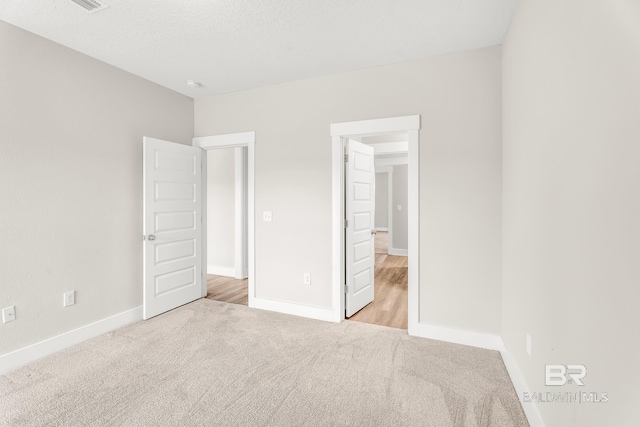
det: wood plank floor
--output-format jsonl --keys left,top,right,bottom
{"left": 206, "top": 275, "right": 248, "bottom": 306}
{"left": 349, "top": 253, "right": 408, "bottom": 330}
{"left": 206, "top": 232, "right": 407, "bottom": 329}
{"left": 375, "top": 230, "right": 388, "bottom": 254}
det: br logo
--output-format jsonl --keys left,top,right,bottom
{"left": 545, "top": 365, "right": 587, "bottom": 386}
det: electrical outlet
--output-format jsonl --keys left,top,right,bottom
{"left": 526, "top": 333, "right": 532, "bottom": 357}
{"left": 263, "top": 211, "right": 272, "bottom": 222}
{"left": 304, "top": 273, "right": 311, "bottom": 285}
{"left": 64, "top": 291, "right": 75, "bottom": 307}
{"left": 2, "top": 306, "right": 16, "bottom": 323}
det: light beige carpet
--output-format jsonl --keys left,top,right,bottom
{"left": 0, "top": 299, "right": 528, "bottom": 426}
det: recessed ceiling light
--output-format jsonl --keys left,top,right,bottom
{"left": 186, "top": 80, "right": 203, "bottom": 88}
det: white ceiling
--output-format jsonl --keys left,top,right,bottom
{"left": 0, "top": 0, "right": 517, "bottom": 98}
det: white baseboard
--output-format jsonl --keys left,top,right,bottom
{"left": 252, "top": 297, "right": 334, "bottom": 322}
{"left": 408, "top": 322, "right": 544, "bottom": 427}
{"left": 207, "top": 265, "right": 235, "bottom": 277}
{"left": 409, "top": 321, "right": 504, "bottom": 351}
{"left": 234, "top": 266, "right": 248, "bottom": 280}
{"left": 0, "top": 306, "right": 142, "bottom": 375}
{"left": 500, "top": 347, "right": 545, "bottom": 427}
{"left": 388, "top": 247, "right": 408, "bottom": 256}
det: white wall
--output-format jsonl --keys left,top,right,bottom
{"left": 502, "top": 1, "right": 640, "bottom": 425}
{"left": 374, "top": 172, "right": 388, "bottom": 230}
{"left": 391, "top": 165, "right": 408, "bottom": 253}
{"left": 206, "top": 148, "right": 236, "bottom": 274}
{"left": 0, "top": 21, "right": 193, "bottom": 355}
{"left": 195, "top": 46, "right": 502, "bottom": 334}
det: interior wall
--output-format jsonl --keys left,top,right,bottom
{"left": 502, "top": 1, "right": 640, "bottom": 425}
{"left": 206, "top": 148, "right": 236, "bottom": 273}
{"left": 0, "top": 21, "right": 194, "bottom": 355}
{"left": 374, "top": 172, "right": 389, "bottom": 230}
{"left": 391, "top": 165, "right": 408, "bottom": 252}
{"left": 195, "top": 46, "right": 502, "bottom": 334}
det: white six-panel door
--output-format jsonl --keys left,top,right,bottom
{"left": 345, "top": 139, "right": 375, "bottom": 317}
{"left": 143, "top": 137, "right": 202, "bottom": 319}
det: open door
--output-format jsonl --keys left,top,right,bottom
{"left": 143, "top": 137, "right": 202, "bottom": 319}
{"left": 345, "top": 139, "right": 375, "bottom": 317}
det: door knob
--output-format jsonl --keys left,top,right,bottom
{"left": 148, "top": 234, "right": 156, "bottom": 241}
{"left": 371, "top": 230, "right": 377, "bottom": 235}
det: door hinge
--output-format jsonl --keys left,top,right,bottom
{"left": 345, "top": 284, "right": 349, "bottom": 293}
{"left": 344, "top": 153, "right": 349, "bottom": 163}
{"left": 344, "top": 219, "right": 348, "bottom": 228}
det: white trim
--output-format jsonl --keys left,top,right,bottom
{"left": 374, "top": 169, "right": 390, "bottom": 235}
{"left": 253, "top": 297, "right": 334, "bottom": 322}
{"left": 331, "top": 115, "right": 420, "bottom": 138}
{"left": 0, "top": 306, "right": 142, "bottom": 375}
{"left": 234, "top": 147, "right": 248, "bottom": 280}
{"left": 387, "top": 169, "right": 394, "bottom": 255}
{"left": 407, "top": 319, "right": 545, "bottom": 427}
{"left": 375, "top": 156, "right": 408, "bottom": 167}
{"left": 407, "top": 129, "right": 419, "bottom": 330}
{"left": 247, "top": 142, "right": 255, "bottom": 307}
{"left": 194, "top": 131, "right": 255, "bottom": 148}
{"left": 195, "top": 132, "right": 256, "bottom": 308}
{"left": 200, "top": 150, "right": 208, "bottom": 297}
{"left": 388, "top": 248, "right": 408, "bottom": 256}
{"left": 331, "top": 135, "right": 345, "bottom": 323}
{"left": 207, "top": 265, "right": 236, "bottom": 277}
{"left": 331, "top": 116, "right": 421, "bottom": 325}
{"left": 369, "top": 141, "right": 409, "bottom": 155}
{"left": 411, "top": 321, "right": 504, "bottom": 351}
{"left": 501, "top": 348, "right": 546, "bottom": 427}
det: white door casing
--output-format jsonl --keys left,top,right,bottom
{"left": 143, "top": 137, "right": 202, "bottom": 320}
{"left": 193, "top": 131, "right": 256, "bottom": 308}
{"left": 345, "top": 139, "right": 375, "bottom": 317}
{"left": 331, "top": 115, "right": 420, "bottom": 330}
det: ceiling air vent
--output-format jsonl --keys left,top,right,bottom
{"left": 70, "top": 0, "right": 109, "bottom": 13}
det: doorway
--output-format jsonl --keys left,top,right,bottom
{"left": 204, "top": 147, "right": 248, "bottom": 305}
{"left": 345, "top": 133, "right": 410, "bottom": 329}
{"left": 193, "top": 132, "right": 256, "bottom": 308}
{"left": 330, "top": 115, "right": 420, "bottom": 335}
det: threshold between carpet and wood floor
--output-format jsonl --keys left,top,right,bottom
{"left": 0, "top": 298, "right": 528, "bottom": 426}
{"left": 206, "top": 231, "right": 409, "bottom": 330}
{"left": 206, "top": 274, "right": 248, "bottom": 305}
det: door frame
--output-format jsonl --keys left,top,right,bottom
{"left": 193, "top": 131, "right": 256, "bottom": 308}
{"left": 375, "top": 166, "right": 393, "bottom": 250}
{"left": 330, "top": 116, "right": 420, "bottom": 334}
{"left": 234, "top": 148, "right": 248, "bottom": 280}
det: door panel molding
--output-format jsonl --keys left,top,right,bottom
{"left": 345, "top": 139, "right": 375, "bottom": 317}
{"left": 143, "top": 137, "right": 202, "bottom": 320}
